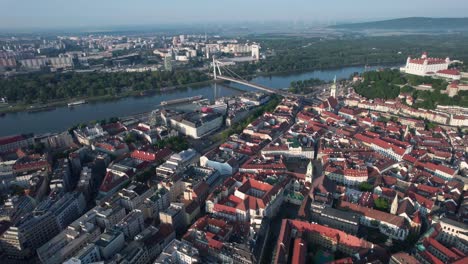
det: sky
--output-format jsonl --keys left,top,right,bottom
{"left": 1, "top": 0, "right": 467, "bottom": 30}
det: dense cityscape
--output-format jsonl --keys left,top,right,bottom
{"left": 1, "top": 2, "right": 468, "bottom": 264}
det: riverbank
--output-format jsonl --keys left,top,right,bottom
{"left": 0, "top": 62, "right": 403, "bottom": 115}
{"left": 0, "top": 79, "right": 216, "bottom": 114}
{"left": 0, "top": 64, "right": 387, "bottom": 136}
{"left": 244, "top": 61, "right": 402, "bottom": 79}
{"left": 1, "top": 61, "right": 405, "bottom": 115}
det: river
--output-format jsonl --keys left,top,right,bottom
{"left": 0, "top": 65, "right": 390, "bottom": 136}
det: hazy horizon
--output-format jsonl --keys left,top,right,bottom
{"left": 1, "top": 0, "right": 468, "bottom": 31}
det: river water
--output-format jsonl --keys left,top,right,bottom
{"left": 0, "top": 65, "right": 388, "bottom": 136}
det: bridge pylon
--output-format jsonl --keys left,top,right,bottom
{"left": 212, "top": 58, "right": 222, "bottom": 80}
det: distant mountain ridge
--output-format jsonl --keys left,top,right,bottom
{"left": 332, "top": 17, "right": 468, "bottom": 31}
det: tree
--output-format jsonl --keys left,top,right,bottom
{"left": 359, "top": 182, "right": 374, "bottom": 192}
{"left": 377, "top": 116, "right": 389, "bottom": 123}
{"left": 156, "top": 136, "right": 189, "bottom": 152}
{"left": 374, "top": 197, "right": 390, "bottom": 212}
{"left": 124, "top": 133, "right": 136, "bottom": 144}
{"left": 109, "top": 117, "right": 120, "bottom": 123}
{"left": 425, "top": 121, "right": 437, "bottom": 130}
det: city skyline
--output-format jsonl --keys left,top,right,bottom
{"left": 1, "top": 0, "right": 468, "bottom": 30}
{"left": 1, "top": 0, "right": 468, "bottom": 262}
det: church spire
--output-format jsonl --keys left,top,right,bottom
{"left": 330, "top": 75, "right": 337, "bottom": 98}
{"left": 306, "top": 160, "right": 313, "bottom": 184}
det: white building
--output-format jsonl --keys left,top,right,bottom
{"left": 437, "top": 218, "right": 468, "bottom": 252}
{"left": 154, "top": 239, "right": 200, "bottom": 264}
{"left": 325, "top": 167, "right": 369, "bottom": 186}
{"left": 67, "top": 244, "right": 101, "bottom": 264}
{"left": 436, "top": 69, "right": 461, "bottom": 80}
{"left": 200, "top": 149, "right": 245, "bottom": 176}
{"left": 251, "top": 44, "right": 260, "bottom": 60}
{"left": 156, "top": 149, "right": 199, "bottom": 177}
{"left": 400, "top": 52, "right": 450, "bottom": 76}
{"left": 168, "top": 112, "right": 223, "bottom": 139}
{"left": 74, "top": 124, "right": 108, "bottom": 146}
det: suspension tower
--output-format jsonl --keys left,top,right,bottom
{"left": 212, "top": 58, "right": 222, "bottom": 80}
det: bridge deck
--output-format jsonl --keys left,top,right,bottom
{"left": 217, "top": 75, "right": 277, "bottom": 93}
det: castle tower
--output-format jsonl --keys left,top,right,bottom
{"left": 330, "top": 75, "right": 337, "bottom": 98}
{"left": 306, "top": 160, "right": 313, "bottom": 184}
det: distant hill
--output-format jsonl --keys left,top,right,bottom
{"left": 332, "top": 17, "right": 468, "bottom": 31}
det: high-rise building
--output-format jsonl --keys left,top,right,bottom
{"left": 47, "top": 192, "right": 87, "bottom": 229}
{"left": 50, "top": 158, "right": 73, "bottom": 192}
{"left": 77, "top": 166, "right": 94, "bottom": 201}
{"left": 114, "top": 210, "right": 145, "bottom": 239}
{"left": 159, "top": 203, "right": 187, "bottom": 236}
{"left": 37, "top": 212, "right": 101, "bottom": 264}
{"left": 0, "top": 211, "right": 60, "bottom": 259}
{"left": 164, "top": 54, "right": 172, "bottom": 71}
{"left": 251, "top": 44, "right": 260, "bottom": 60}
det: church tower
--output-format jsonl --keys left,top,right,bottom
{"left": 390, "top": 194, "right": 399, "bottom": 215}
{"left": 306, "top": 160, "right": 313, "bottom": 184}
{"left": 330, "top": 75, "right": 337, "bottom": 98}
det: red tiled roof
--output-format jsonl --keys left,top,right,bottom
{"left": 412, "top": 211, "right": 421, "bottom": 224}
{"left": 13, "top": 160, "right": 50, "bottom": 172}
{"left": 437, "top": 69, "right": 460, "bottom": 75}
{"left": 213, "top": 203, "right": 237, "bottom": 215}
{"left": 292, "top": 237, "right": 307, "bottom": 264}
{"left": 414, "top": 184, "right": 440, "bottom": 195}
{"left": 409, "top": 57, "right": 446, "bottom": 65}
{"left": 339, "top": 200, "right": 406, "bottom": 228}
{"left": 355, "top": 134, "right": 407, "bottom": 156}
{"left": 344, "top": 168, "right": 368, "bottom": 178}
{"left": 423, "top": 162, "right": 456, "bottom": 176}
{"left": 131, "top": 150, "right": 156, "bottom": 161}
{"left": 451, "top": 248, "right": 466, "bottom": 258}
{"left": 407, "top": 191, "right": 434, "bottom": 210}
{"left": 403, "top": 154, "right": 417, "bottom": 164}
{"left": 99, "top": 171, "right": 129, "bottom": 193}
{"left": 426, "top": 237, "right": 459, "bottom": 260}
{"left": 327, "top": 257, "right": 353, "bottom": 264}
{"left": 0, "top": 135, "right": 24, "bottom": 146}
{"left": 382, "top": 175, "right": 398, "bottom": 186}
{"left": 419, "top": 250, "right": 444, "bottom": 264}
{"left": 452, "top": 256, "right": 468, "bottom": 264}
{"left": 339, "top": 107, "right": 355, "bottom": 115}
{"left": 275, "top": 219, "right": 374, "bottom": 264}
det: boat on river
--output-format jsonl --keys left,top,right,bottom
{"left": 68, "top": 100, "right": 87, "bottom": 107}
{"left": 160, "top": 95, "right": 203, "bottom": 106}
